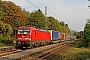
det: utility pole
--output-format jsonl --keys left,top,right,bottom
{"left": 88, "top": 0, "right": 90, "bottom": 8}
{"left": 45, "top": 6, "right": 48, "bottom": 30}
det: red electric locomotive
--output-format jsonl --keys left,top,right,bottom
{"left": 15, "top": 26, "right": 51, "bottom": 48}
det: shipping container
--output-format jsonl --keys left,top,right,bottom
{"left": 67, "top": 34, "right": 72, "bottom": 40}
{"left": 48, "top": 30, "right": 59, "bottom": 41}
{"left": 60, "top": 33, "right": 67, "bottom": 40}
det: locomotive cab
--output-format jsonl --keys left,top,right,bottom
{"left": 16, "top": 26, "right": 32, "bottom": 48}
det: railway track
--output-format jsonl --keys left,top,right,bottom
{"left": 27, "top": 43, "right": 69, "bottom": 60}
{"left": 0, "top": 40, "right": 78, "bottom": 60}
{"left": 0, "top": 46, "right": 15, "bottom": 52}
{"left": 0, "top": 49, "right": 23, "bottom": 57}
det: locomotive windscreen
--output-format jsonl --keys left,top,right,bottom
{"left": 18, "top": 30, "right": 30, "bottom": 34}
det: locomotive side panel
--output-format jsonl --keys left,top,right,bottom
{"left": 31, "top": 29, "right": 51, "bottom": 41}
{"left": 43, "top": 32, "right": 51, "bottom": 40}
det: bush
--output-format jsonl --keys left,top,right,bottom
{"left": 75, "top": 51, "right": 90, "bottom": 60}
{"left": 62, "top": 51, "right": 90, "bottom": 60}
{"left": 88, "top": 42, "right": 90, "bottom": 47}
{"left": 75, "top": 41, "right": 84, "bottom": 48}
{"left": 0, "top": 40, "right": 13, "bottom": 44}
{"left": 0, "top": 43, "right": 4, "bottom": 46}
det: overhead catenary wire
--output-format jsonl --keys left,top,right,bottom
{"left": 37, "top": 0, "right": 45, "bottom": 6}
{"left": 26, "top": 0, "right": 39, "bottom": 9}
{"left": 36, "top": 0, "right": 62, "bottom": 20}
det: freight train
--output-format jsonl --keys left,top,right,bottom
{"left": 15, "top": 26, "right": 68, "bottom": 48}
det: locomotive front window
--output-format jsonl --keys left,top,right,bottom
{"left": 24, "top": 30, "right": 30, "bottom": 34}
{"left": 18, "top": 30, "right": 30, "bottom": 34}
{"left": 18, "top": 30, "right": 23, "bottom": 34}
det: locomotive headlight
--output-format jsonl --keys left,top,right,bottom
{"left": 25, "top": 38, "right": 31, "bottom": 40}
{"left": 29, "top": 38, "right": 31, "bottom": 40}
{"left": 25, "top": 38, "right": 29, "bottom": 40}
{"left": 29, "top": 37, "right": 31, "bottom": 40}
{"left": 17, "top": 38, "right": 22, "bottom": 40}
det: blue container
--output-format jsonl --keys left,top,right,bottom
{"left": 48, "top": 30, "right": 59, "bottom": 40}
{"left": 52, "top": 31, "right": 59, "bottom": 40}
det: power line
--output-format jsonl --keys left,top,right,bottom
{"left": 37, "top": 0, "right": 45, "bottom": 6}
{"left": 26, "top": 0, "right": 39, "bottom": 9}
{"left": 36, "top": 0, "right": 62, "bottom": 20}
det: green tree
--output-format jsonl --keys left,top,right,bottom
{"left": 0, "top": 21, "right": 13, "bottom": 41}
{"left": 59, "top": 21, "right": 65, "bottom": 32}
{"left": 59, "top": 22, "right": 70, "bottom": 34}
{"left": 73, "top": 32, "right": 78, "bottom": 36}
{"left": 22, "top": 8, "right": 31, "bottom": 25}
{"left": 1, "top": 1, "right": 26, "bottom": 29}
{"left": 65, "top": 24, "right": 70, "bottom": 34}
{"left": 82, "top": 19, "right": 90, "bottom": 48}
{"left": 30, "top": 10, "right": 45, "bottom": 29}
{"left": 47, "top": 16, "right": 61, "bottom": 31}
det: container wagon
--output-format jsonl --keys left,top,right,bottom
{"left": 60, "top": 33, "right": 68, "bottom": 42}
{"left": 48, "top": 30, "right": 60, "bottom": 43}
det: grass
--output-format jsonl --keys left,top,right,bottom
{"left": 0, "top": 43, "right": 4, "bottom": 47}
{"left": 61, "top": 47, "right": 90, "bottom": 60}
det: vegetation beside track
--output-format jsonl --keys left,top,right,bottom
{"left": 0, "top": 40, "right": 14, "bottom": 46}
{"left": 0, "top": 43, "right": 4, "bottom": 46}
{"left": 61, "top": 47, "right": 90, "bottom": 60}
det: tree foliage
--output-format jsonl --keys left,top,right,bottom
{"left": 65, "top": 24, "right": 70, "bottom": 34}
{"left": 59, "top": 21, "right": 70, "bottom": 34}
{"left": 47, "top": 16, "right": 60, "bottom": 31}
{"left": 82, "top": 19, "right": 90, "bottom": 48}
{"left": 73, "top": 32, "right": 78, "bottom": 36}
{"left": 76, "top": 19, "right": 90, "bottom": 48}
{"left": 0, "top": 21, "right": 13, "bottom": 41}
{"left": 47, "top": 17, "right": 70, "bottom": 33}
{"left": 22, "top": 8, "right": 31, "bottom": 25}
{"left": 0, "top": 1, "right": 26, "bottom": 29}
{"left": 30, "top": 10, "right": 45, "bottom": 29}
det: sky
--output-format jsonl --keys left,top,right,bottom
{"left": 2, "top": 0, "right": 90, "bottom": 31}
